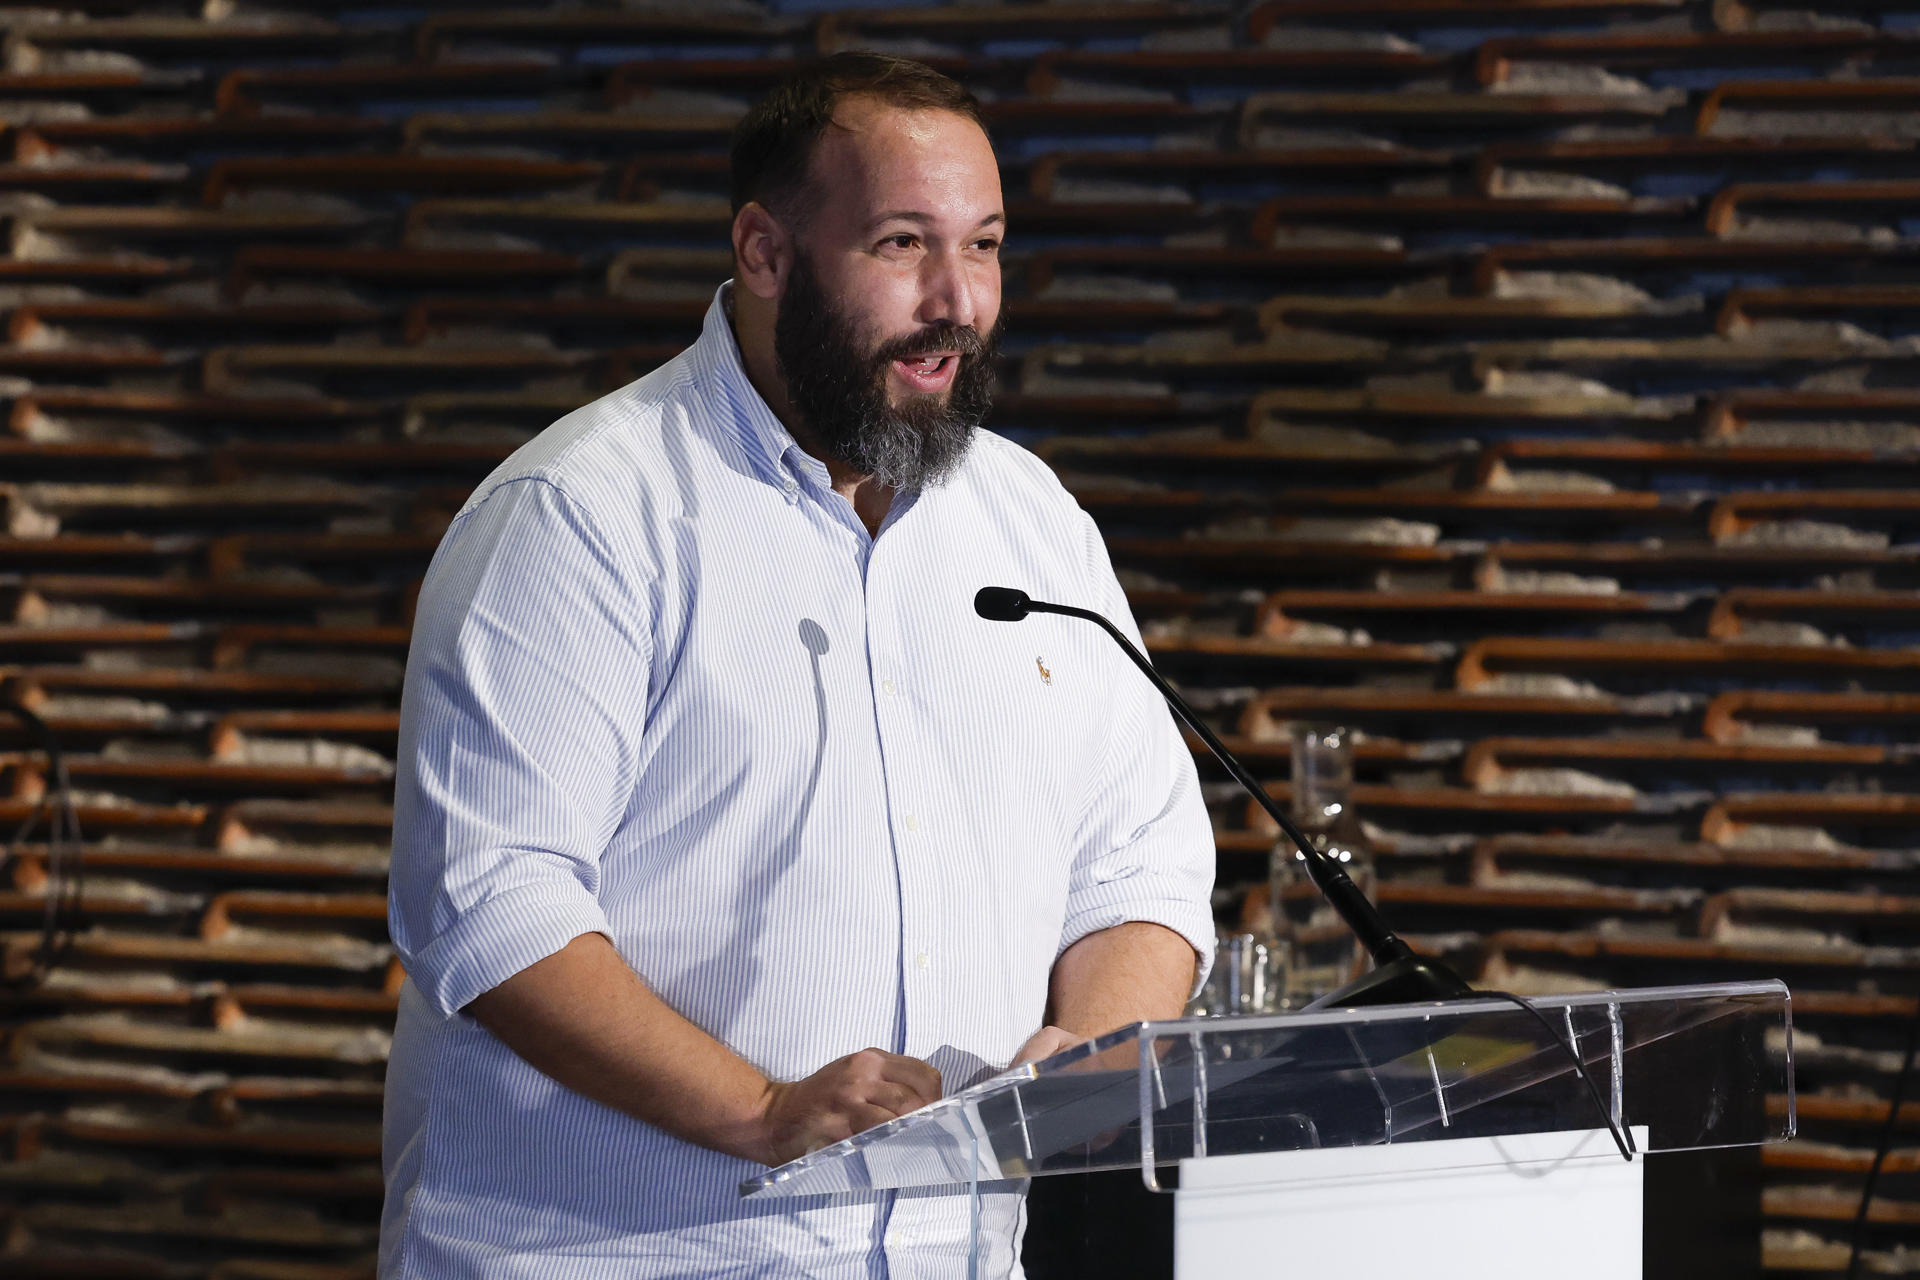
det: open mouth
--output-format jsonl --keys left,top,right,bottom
{"left": 892, "top": 352, "right": 958, "bottom": 393}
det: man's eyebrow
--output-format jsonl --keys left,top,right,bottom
{"left": 868, "top": 211, "right": 1008, "bottom": 232}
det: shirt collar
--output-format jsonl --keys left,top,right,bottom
{"left": 691, "top": 281, "right": 829, "bottom": 493}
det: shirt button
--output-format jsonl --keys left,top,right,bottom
{"left": 915, "top": 952, "right": 931, "bottom": 971}
{"left": 904, "top": 813, "right": 919, "bottom": 832}
{"left": 881, "top": 678, "right": 897, "bottom": 697}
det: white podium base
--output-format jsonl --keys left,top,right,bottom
{"left": 1174, "top": 1127, "right": 1647, "bottom": 1279}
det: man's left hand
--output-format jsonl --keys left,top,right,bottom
{"left": 1010, "top": 1024, "right": 1086, "bottom": 1069}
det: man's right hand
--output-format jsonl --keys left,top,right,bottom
{"left": 465, "top": 935, "right": 944, "bottom": 1170}
{"left": 756, "top": 1048, "right": 942, "bottom": 1167}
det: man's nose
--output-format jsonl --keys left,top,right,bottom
{"left": 920, "top": 249, "right": 980, "bottom": 331}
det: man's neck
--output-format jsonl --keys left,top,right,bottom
{"left": 726, "top": 287, "right": 895, "bottom": 537}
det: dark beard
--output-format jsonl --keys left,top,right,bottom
{"left": 772, "top": 248, "right": 1000, "bottom": 491}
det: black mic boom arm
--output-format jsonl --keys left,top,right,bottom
{"left": 973, "top": 585, "right": 1471, "bottom": 1009}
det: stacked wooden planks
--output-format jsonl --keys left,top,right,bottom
{"left": 1, "top": 0, "right": 1918, "bottom": 1274}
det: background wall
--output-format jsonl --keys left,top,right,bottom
{"left": 1, "top": 1, "right": 1917, "bottom": 1275}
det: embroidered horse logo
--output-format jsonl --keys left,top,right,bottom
{"left": 1036, "top": 657, "right": 1052, "bottom": 685}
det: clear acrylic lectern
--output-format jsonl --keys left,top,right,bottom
{"left": 742, "top": 981, "right": 1793, "bottom": 1277}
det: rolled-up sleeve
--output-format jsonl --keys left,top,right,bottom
{"left": 1058, "top": 513, "right": 1217, "bottom": 996}
{"left": 389, "top": 476, "right": 651, "bottom": 1018}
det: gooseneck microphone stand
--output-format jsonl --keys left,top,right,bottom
{"left": 974, "top": 585, "right": 1472, "bottom": 1009}
{"left": 975, "top": 584, "right": 1640, "bottom": 1162}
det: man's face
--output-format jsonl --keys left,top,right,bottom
{"left": 771, "top": 98, "right": 1005, "bottom": 489}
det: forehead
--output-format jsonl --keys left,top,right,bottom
{"left": 805, "top": 98, "right": 1002, "bottom": 224}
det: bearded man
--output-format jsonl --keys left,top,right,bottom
{"left": 380, "top": 53, "right": 1215, "bottom": 1279}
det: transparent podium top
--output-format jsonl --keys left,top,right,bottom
{"left": 743, "top": 980, "right": 1793, "bottom": 1199}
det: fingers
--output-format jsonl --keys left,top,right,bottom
{"left": 763, "top": 1048, "right": 946, "bottom": 1165}
{"left": 864, "top": 1079, "right": 927, "bottom": 1118}
{"left": 1011, "top": 1024, "right": 1087, "bottom": 1068}
{"left": 791, "top": 1105, "right": 891, "bottom": 1159}
{"left": 872, "top": 1051, "right": 942, "bottom": 1105}
{"left": 1050, "top": 1028, "right": 1089, "bottom": 1057}
{"left": 841, "top": 1101, "right": 902, "bottom": 1134}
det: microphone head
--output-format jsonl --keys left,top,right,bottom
{"left": 974, "top": 586, "right": 1031, "bottom": 622}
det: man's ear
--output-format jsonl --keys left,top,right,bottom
{"left": 732, "top": 202, "right": 789, "bottom": 301}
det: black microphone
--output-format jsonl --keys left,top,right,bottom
{"left": 973, "top": 584, "right": 1472, "bottom": 1010}
{"left": 972, "top": 586, "right": 1031, "bottom": 622}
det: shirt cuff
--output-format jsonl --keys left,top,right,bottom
{"left": 1058, "top": 893, "right": 1217, "bottom": 1002}
{"left": 403, "top": 877, "right": 612, "bottom": 1018}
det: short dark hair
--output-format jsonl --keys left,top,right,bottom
{"left": 729, "top": 52, "right": 987, "bottom": 221}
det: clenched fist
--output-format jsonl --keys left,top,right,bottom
{"left": 755, "top": 1048, "right": 942, "bottom": 1167}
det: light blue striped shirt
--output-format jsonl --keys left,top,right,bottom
{"left": 380, "top": 285, "right": 1215, "bottom": 1279}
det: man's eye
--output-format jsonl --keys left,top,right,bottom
{"left": 975, "top": 239, "right": 1001, "bottom": 253}
{"left": 884, "top": 234, "right": 916, "bottom": 250}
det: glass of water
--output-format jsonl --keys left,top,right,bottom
{"left": 1188, "top": 931, "right": 1287, "bottom": 1017}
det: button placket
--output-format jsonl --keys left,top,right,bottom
{"left": 864, "top": 530, "right": 939, "bottom": 1052}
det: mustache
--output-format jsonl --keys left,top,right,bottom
{"left": 870, "top": 322, "right": 994, "bottom": 367}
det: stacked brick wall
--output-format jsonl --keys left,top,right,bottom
{"left": 1, "top": 1, "right": 1917, "bottom": 1274}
